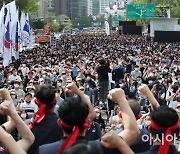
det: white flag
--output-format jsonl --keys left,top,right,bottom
{"left": 0, "top": 4, "right": 5, "bottom": 54}
{"left": 3, "top": 4, "right": 11, "bottom": 67}
{"left": 105, "top": 21, "right": 110, "bottom": 35}
{"left": 11, "top": 10, "right": 19, "bottom": 59}
{"left": 20, "top": 12, "right": 30, "bottom": 46}
{"left": 164, "top": 9, "right": 171, "bottom": 18}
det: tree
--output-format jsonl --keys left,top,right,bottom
{"left": 0, "top": 0, "right": 38, "bottom": 13}
{"left": 31, "top": 19, "right": 44, "bottom": 29}
{"left": 72, "top": 16, "right": 93, "bottom": 29}
{"left": 43, "top": 13, "right": 72, "bottom": 32}
{"left": 51, "top": 20, "right": 61, "bottom": 32}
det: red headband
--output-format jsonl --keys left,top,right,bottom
{"left": 28, "top": 97, "right": 56, "bottom": 129}
{"left": 150, "top": 120, "right": 179, "bottom": 154}
{"left": 57, "top": 117, "right": 90, "bottom": 154}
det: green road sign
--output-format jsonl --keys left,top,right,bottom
{"left": 126, "top": 4, "right": 155, "bottom": 19}
{"left": 114, "top": 17, "right": 120, "bottom": 25}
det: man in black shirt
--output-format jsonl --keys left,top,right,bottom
{"left": 28, "top": 85, "right": 63, "bottom": 154}
{"left": 96, "top": 59, "right": 111, "bottom": 103}
{"left": 37, "top": 83, "right": 139, "bottom": 154}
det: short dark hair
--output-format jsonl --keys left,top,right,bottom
{"left": 128, "top": 99, "right": 141, "bottom": 117}
{"left": 25, "top": 93, "right": 32, "bottom": 98}
{"left": 58, "top": 96, "right": 89, "bottom": 134}
{"left": 62, "top": 143, "right": 100, "bottom": 154}
{"left": 150, "top": 106, "right": 179, "bottom": 140}
{"left": 98, "top": 58, "right": 105, "bottom": 65}
{"left": 171, "top": 84, "right": 179, "bottom": 93}
{"left": 34, "top": 84, "right": 56, "bottom": 109}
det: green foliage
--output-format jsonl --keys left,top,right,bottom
{"left": 0, "top": 0, "right": 38, "bottom": 13}
{"left": 31, "top": 19, "right": 44, "bottom": 29}
{"left": 72, "top": 15, "right": 106, "bottom": 29}
{"left": 72, "top": 16, "right": 93, "bottom": 29}
{"left": 44, "top": 12, "right": 72, "bottom": 32}
{"left": 51, "top": 20, "right": 60, "bottom": 32}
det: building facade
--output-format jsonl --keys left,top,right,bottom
{"left": 54, "top": 0, "right": 88, "bottom": 19}
{"left": 100, "top": 0, "right": 110, "bottom": 15}
{"left": 37, "top": 0, "right": 48, "bottom": 18}
{"left": 54, "top": 0, "right": 68, "bottom": 15}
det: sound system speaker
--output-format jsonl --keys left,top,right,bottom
{"left": 154, "top": 31, "right": 180, "bottom": 43}
{"left": 119, "top": 21, "right": 136, "bottom": 26}
{"left": 122, "top": 26, "right": 142, "bottom": 35}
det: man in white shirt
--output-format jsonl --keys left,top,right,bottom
{"left": 8, "top": 69, "right": 22, "bottom": 82}
{"left": 20, "top": 63, "right": 29, "bottom": 77}
{"left": 131, "top": 65, "right": 142, "bottom": 80}
{"left": 13, "top": 80, "right": 25, "bottom": 101}
{"left": 19, "top": 93, "right": 38, "bottom": 118}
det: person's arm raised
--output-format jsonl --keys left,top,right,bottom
{"left": 108, "top": 88, "right": 139, "bottom": 145}
{"left": 138, "top": 84, "right": 160, "bottom": 110}
{"left": 0, "top": 126, "right": 26, "bottom": 154}
{"left": 101, "top": 131, "right": 134, "bottom": 154}
{"left": 0, "top": 88, "right": 35, "bottom": 152}
{"left": 65, "top": 82, "right": 96, "bottom": 121}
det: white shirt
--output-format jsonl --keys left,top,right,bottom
{"left": 9, "top": 74, "right": 22, "bottom": 82}
{"left": 20, "top": 101, "right": 38, "bottom": 118}
{"left": 21, "top": 67, "right": 29, "bottom": 76}
{"left": 166, "top": 90, "right": 177, "bottom": 110}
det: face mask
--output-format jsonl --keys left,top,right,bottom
{"left": 86, "top": 77, "right": 91, "bottom": 80}
{"left": 158, "top": 80, "right": 162, "bottom": 83}
{"left": 11, "top": 95, "right": 16, "bottom": 99}
{"left": 138, "top": 80, "right": 142, "bottom": 84}
{"left": 96, "top": 113, "right": 100, "bottom": 117}
{"left": 119, "top": 84, "right": 124, "bottom": 87}
{"left": 164, "top": 69, "right": 168, "bottom": 73}
{"left": 14, "top": 84, "right": 19, "bottom": 88}
{"left": 21, "top": 113, "right": 26, "bottom": 119}
{"left": 135, "top": 68, "right": 138, "bottom": 71}
{"left": 148, "top": 80, "right": 153, "bottom": 84}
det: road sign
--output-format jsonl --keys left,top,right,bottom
{"left": 114, "top": 17, "right": 120, "bottom": 25}
{"left": 126, "top": 4, "right": 155, "bottom": 19}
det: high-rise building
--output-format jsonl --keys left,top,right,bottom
{"left": 54, "top": 0, "right": 91, "bottom": 19}
{"left": 88, "top": 0, "right": 100, "bottom": 16}
{"left": 47, "top": 0, "right": 54, "bottom": 12}
{"left": 70, "top": 0, "right": 87, "bottom": 19}
{"left": 87, "top": 0, "right": 93, "bottom": 16}
{"left": 37, "top": 0, "right": 48, "bottom": 18}
{"left": 100, "top": 0, "right": 110, "bottom": 15}
{"left": 54, "top": 0, "right": 68, "bottom": 15}
{"left": 92, "top": 0, "right": 100, "bottom": 16}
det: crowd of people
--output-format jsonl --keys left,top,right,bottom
{"left": 0, "top": 32, "right": 179, "bottom": 154}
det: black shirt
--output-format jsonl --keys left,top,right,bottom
{"left": 28, "top": 112, "right": 63, "bottom": 154}
{"left": 96, "top": 65, "right": 111, "bottom": 82}
{"left": 94, "top": 118, "right": 106, "bottom": 130}
{"left": 86, "top": 121, "right": 101, "bottom": 141}
{"left": 37, "top": 136, "right": 120, "bottom": 154}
